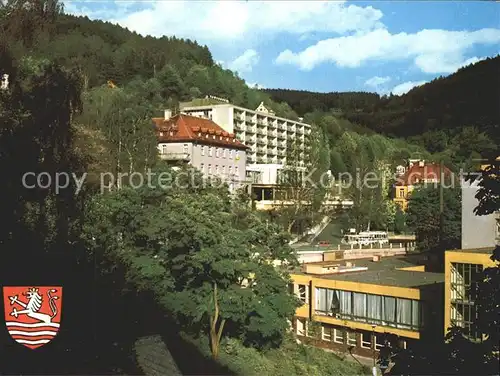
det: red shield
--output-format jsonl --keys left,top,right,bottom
{"left": 3, "top": 286, "right": 63, "bottom": 349}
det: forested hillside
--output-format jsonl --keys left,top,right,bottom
{"left": 1, "top": 8, "right": 299, "bottom": 119}
{"left": 265, "top": 56, "right": 500, "bottom": 153}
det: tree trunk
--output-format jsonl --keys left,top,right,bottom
{"left": 209, "top": 282, "right": 226, "bottom": 360}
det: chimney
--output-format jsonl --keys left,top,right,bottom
{"left": 164, "top": 109, "right": 172, "bottom": 120}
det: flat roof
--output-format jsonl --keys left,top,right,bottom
{"left": 295, "top": 254, "right": 424, "bottom": 271}
{"left": 321, "top": 270, "right": 444, "bottom": 288}
{"left": 293, "top": 254, "right": 444, "bottom": 288}
{"left": 446, "top": 248, "right": 495, "bottom": 255}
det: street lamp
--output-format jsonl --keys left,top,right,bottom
{"left": 371, "top": 325, "right": 377, "bottom": 376}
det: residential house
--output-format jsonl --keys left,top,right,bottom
{"left": 394, "top": 160, "right": 453, "bottom": 211}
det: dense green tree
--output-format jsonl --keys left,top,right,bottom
{"left": 83, "top": 165, "right": 299, "bottom": 359}
{"left": 406, "top": 185, "right": 461, "bottom": 253}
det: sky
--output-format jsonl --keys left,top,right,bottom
{"left": 62, "top": 1, "right": 500, "bottom": 95}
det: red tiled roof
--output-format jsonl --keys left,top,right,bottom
{"left": 152, "top": 114, "right": 249, "bottom": 150}
{"left": 396, "top": 163, "right": 452, "bottom": 186}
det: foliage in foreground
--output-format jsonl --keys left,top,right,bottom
{"left": 185, "top": 334, "right": 369, "bottom": 376}
{"left": 83, "top": 164, "right": 300, "bottom": 359}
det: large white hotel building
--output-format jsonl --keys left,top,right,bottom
{"left": 180, "top": 97, "right": 311, "bottom": 166}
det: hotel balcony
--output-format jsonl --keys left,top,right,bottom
{"left": 246, "top": 126, "right": 256, "bottom": 133}
{"left": 257, "top": 138, "right": 267, "bottom": 145}
{"left": 160, "top": 152, "right": 191, "bottom": 162}
{"left": 257, "top": 148, "right": 266, "bottom": 154}
{"left": 257, "top": 129, "right": 267, "bottom": 136}
{"left": 277, "top": 132, "right": 286, "bottom": 139}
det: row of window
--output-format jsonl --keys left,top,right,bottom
{"left": 200, "top": 164, "right": 239, "bottom": 176}
{"left": 201, "top": 145, "right": 239, "bottom": 159}
{"left": 295, "top": 319, "right": 394, "bottom": 351}
{"left": 450, "top": 262, "right": 483, "bottom": 340}
{"left": 315, "top": 287, "right": 422, "bottom": 330}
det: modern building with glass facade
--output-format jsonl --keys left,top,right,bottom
{"left": 290, "top": 255, "right": 444, "bottom": 357}
{"left": 444, "top": 248, "right": 496, "bottom": 340}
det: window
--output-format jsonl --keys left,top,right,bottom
{"left": 208, "top": 164, "right": 212, "bottom": 174}
{"left": 399, "top": 189, "right": 404, "bottom": 198}
{"left": 296, "top": 284, "right": 308, "bottom": 304}
{"left": 208, "top": 147, "right": 213, "bottom": 157}
{"left": 222, "top": 165, "right": 226, "bottom": 174}
{"left": 215, "top": 148, "right": 219, "bottom": 158}
{"left": 183, "top": 144, "right": 188, "bottom": 154}
{"left": 333, "top": 329, "right": 344, "bottom": 344}
{"left": 235, "top": 151, "right": 239, "bottom": 158}
{"left": 361, "top": 332, "right": 371, "bottom": 349}
{"left": 223, "top": 149, "right": 226, "bottom": 158}
{"left": 314, "top": 288, "right": 421, "bottom": 330}
{"left": 229, "top": 150, "right": 233, "bottom": 158}
{"left": 201, "top": 146, "right": 205, "bottom": 156}
{"left": 235, "top": 166, "right": 239, "bottom": 175}
{"left": 450, "top": 262, "right": 483, "bottom": 339}
{"left": 347, "top": 331, "right": 356, "bottom": 346}
{"left": 296, "top": 318, "right": 306, "bottom": 336}
{"left": 229, "top": 166, "right": 233, "bottom": 175}
{"left": 321, "top": 325, "right": 332, "bottom": 342}
{"left": 161, "top": 144, "right": 167, "bottom": 154}
{"left": 374, "top": 335, "right": 384, "bottom": 350}
{"left": 215, "top": 165, "right": 219, "bottom": 174}
{"left": 200, "top": 163, "right": 204, "bottom": 173}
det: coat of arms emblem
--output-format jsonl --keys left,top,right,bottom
{"left": 3, "top": 286, "right": 62, "bottom": 349}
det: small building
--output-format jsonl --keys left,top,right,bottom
{"left": 393, "top": 160, "right": 452, "bottom": 211}
{"left": 289, "top": 254, "right": 444, "bottom": 357}
{"left": 152, "top": 110, "right": 249, "bottom": 192}
{"left": 444, "top": 248, "right": 496, "bottom": 340}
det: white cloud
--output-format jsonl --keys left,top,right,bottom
{"left": 228, "top": 49, "right": 259, "bottom": 73}
{"left": 391, "top": 80, "right": 427, "bottom": 96}
{"left": 275, "top": 28, "right": 500, "bottom": 74}
{"left": 63, "top": 1, "right": 384, "bottom": 44}
{"left": 364, "top": 76, "right": 391, "bottom": 90}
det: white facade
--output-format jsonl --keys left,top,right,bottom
{"left": 180, "top": 102, "right": 311, "bottom": 166}
{"left": 157, "top": 142, "right": 247, "bottom": 192}
{"left": 461, "top": 175, "right": 500, "bottom": 249}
